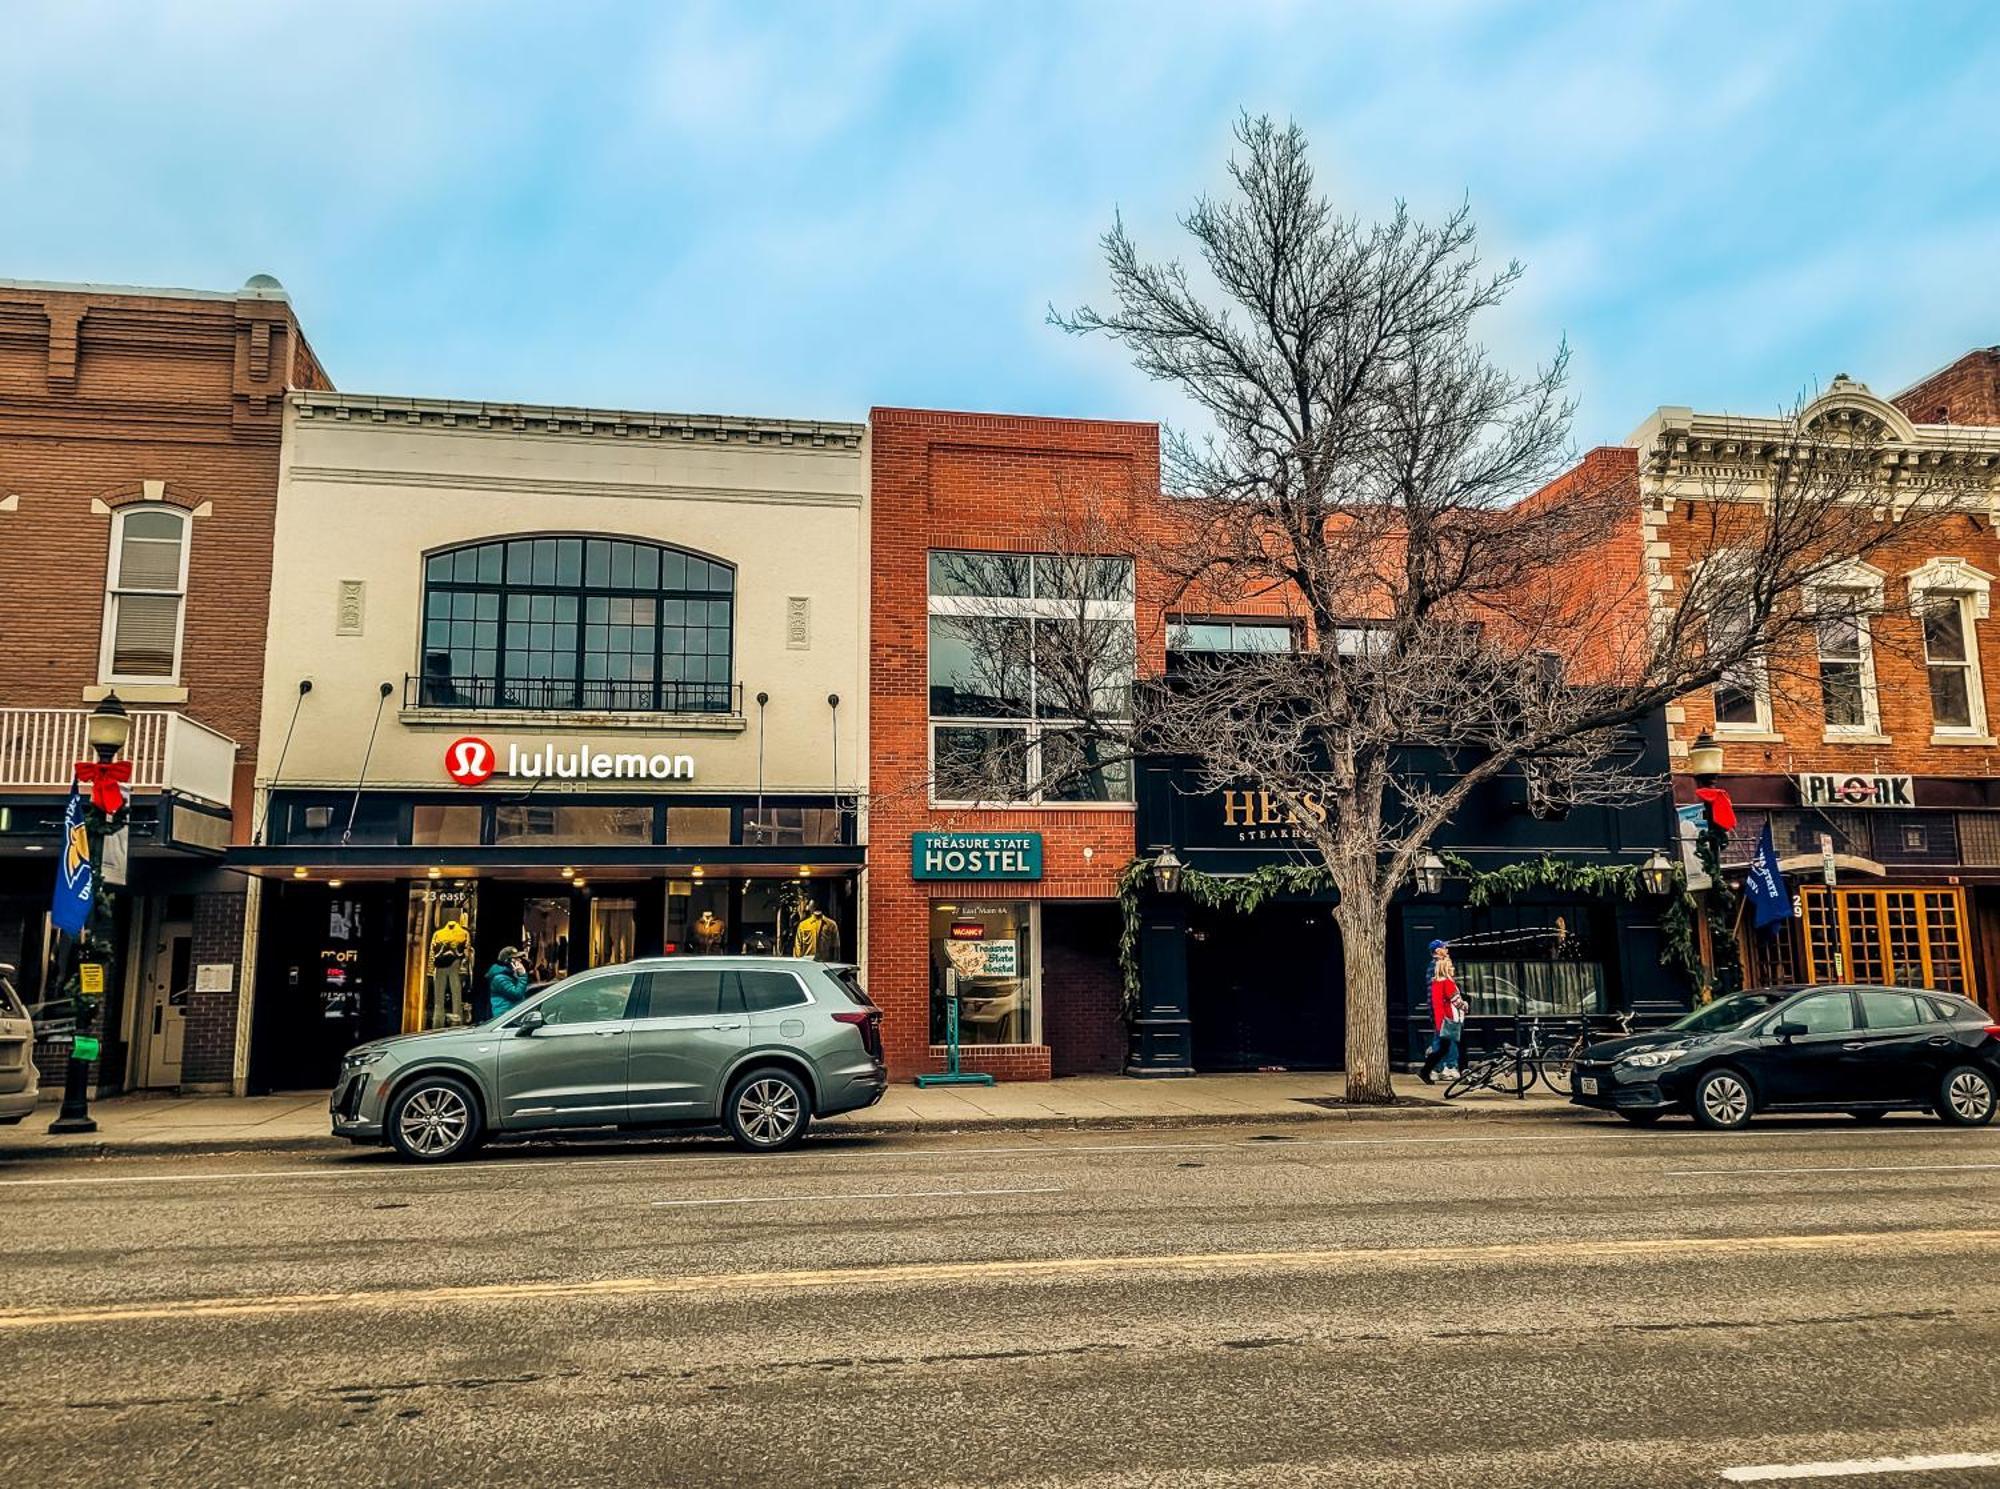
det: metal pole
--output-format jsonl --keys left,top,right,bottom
{"left": 343, "top": 682, "right": 396, "bottom": 845}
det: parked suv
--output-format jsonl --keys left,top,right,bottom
{"left": 331, "top": 957, "right": 887, "bottom": 1162}
{"left": 0, "top": 965, "right": 39, "bottom": 1125}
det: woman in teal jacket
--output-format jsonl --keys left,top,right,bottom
{"left": 485, "top": 947, "right": 531, "bottom": 1020}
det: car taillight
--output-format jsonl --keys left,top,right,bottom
{"left": 832, "top": 1009, "right": 883, "bottom": 1055}
{"left": 1984, "top": 1024, "right": 2000, "bottom": 1038}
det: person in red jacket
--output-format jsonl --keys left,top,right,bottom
{"left": 1419, "top": 939, "right": 1466, "bottom": 1085}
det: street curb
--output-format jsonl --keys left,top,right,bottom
{"left": 0, "top": 1098, "right": 1581, "bottom": 1163}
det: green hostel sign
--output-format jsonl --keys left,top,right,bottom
{"left": 912, "top": 831, "right": 1044, "bottom": 881}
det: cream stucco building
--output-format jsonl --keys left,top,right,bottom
{"left": 236, "top": 390, "right": 868, "bottom": 1089}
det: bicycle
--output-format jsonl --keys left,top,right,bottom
{"left": 1442, "top": 1040, "right": 1535, "bottom": 1100}
{"left": 1530, "top": 1010, "right": 1635, "bottom": 1095}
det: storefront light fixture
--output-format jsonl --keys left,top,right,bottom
{"left": 1638, "top": 851, "right": 1675, "bottom": 897}
{"left": 798, "top": 866, "right": 812, "bottom": 877}
{"left": 561, "top": 866, "right": 574, "bottom": 878}
{"left": 327, "top": 879, "right": 343, "bottom": 889}
{"left": 1687, "top": 731, "right": 1724, "bottom": 784}
{"left": 1150, "top": 847, "right": 1185, "bottom": 896}
{"left": 426, "top": 866, "right": 441, "bottom": 879}
{"left": 691, "top": 866, "right": 705, "bottom": 878}
{"left": 571, "top": 877, "right": 587, "bottom": 889}
{"left": 1414, "top": 851, "right": 1448, "bottom": 896}
{"left": 291, "top": 865, "right": 308, "bottom": 879}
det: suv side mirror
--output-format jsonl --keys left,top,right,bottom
{"left": 1774, "top": 1019, "right": 1806, "bottom": 1040}
{"left": 514, "top": 1009, "right": 546, "bottom": 1035}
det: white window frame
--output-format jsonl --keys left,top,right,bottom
{"left": 1908, "top": 559, "right": 1994, "bottom": 740}
{"left": 926, "top": 551, "right": 1136, "bottom": 810}
{"left": 1808, "top": 563, "right": 1885, "bottom": 738}
{"left": 98, "top": 503, "right": 192, "bottom": 686}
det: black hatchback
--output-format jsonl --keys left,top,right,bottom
{"left": 1570, "top": 985, "right": 2000, "bottom": 1130}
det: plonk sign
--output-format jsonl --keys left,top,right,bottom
{"left": 911, "top": 831, "right": 1043, "bottom": 881}
{"left": 445, "top": 735, "right": 696, "bottom": 787}
{"left": 1796, "top": 772, "right": 1914, "bottom": 809}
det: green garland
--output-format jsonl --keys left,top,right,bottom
{"left": 1115, "top": 851, "right": 1702, "bottom": 1017}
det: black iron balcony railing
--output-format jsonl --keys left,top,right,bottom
{"left": 406, "top": 673, "right": 742, "bottom": 715}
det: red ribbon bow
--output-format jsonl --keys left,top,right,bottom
{"left": 1693, "top": 785, "right": 1736, "bottom": 831}
{"left": 75, "top": 759, "right": 134, "bottom": 815}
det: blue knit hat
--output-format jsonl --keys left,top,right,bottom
{"left": 1428, "top": 938, "right": 1450, "bottom": 952}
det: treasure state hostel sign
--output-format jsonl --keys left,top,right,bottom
{"left": 1797, "top": 772, "right": 1915, "bottom": 808}
{"left": 911, "top": 831, "right": 1044, "bottom": 880}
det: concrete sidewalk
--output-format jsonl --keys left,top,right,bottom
{"left": 0, "top": 1071, "right": 1575, "bottom": 1160}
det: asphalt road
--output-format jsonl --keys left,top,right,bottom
{"left": 4, "top": 1113, "right": 1999, "bottom": 1488}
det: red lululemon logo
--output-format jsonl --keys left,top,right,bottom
{"left": 445, "top": 736, "right": 495, "bottom": 786}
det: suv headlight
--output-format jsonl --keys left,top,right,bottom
{"left": 341, "top": 1048, "right": 388, "bottom": 1072}
{"left": 1620, "top": 1047, "right": 1685, "bottom": 1070}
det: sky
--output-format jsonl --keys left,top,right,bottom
{"left": 4, "top": 1, "right": 1998, "bottom": 449}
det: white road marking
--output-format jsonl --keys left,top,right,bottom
{"left": 1670, "top": 1162, "right": 2000, "bottom": 1178}
{"left": 651, "top": 1185, "right": 1062, "bottom": 1208}
{"left": 1719, "top": 1450, "right": 2000, "bottom": 1481}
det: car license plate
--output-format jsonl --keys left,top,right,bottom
{"left": 1578, "top": 1076, "right": 1599, "bottom": 1096}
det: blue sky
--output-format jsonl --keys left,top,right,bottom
{"left": 4, "top": 2, "right": 1997, "bottom": 447}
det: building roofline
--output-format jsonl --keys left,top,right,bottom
{"left": 1890, "top": 346, "right": 2000, "bottom": 402}
{"left": 290, "top": 390, "right": 866, "bottom": 446}
{"left": 0, "top": 276, "right": 292, "bottom": 304}
{"left": 870, "top": 404, "right": 1158, "bottom": 434}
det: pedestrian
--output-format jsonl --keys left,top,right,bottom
{"left": 485, "top": 946, "right": 531, "bottom": 1021}
{"left": 1418, "top": 939, "right": 1466, "bottom": 1085}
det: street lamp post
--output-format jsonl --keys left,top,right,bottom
{"left": 49, "top": 693, "right": 132, "bottom": 1135}
{"left": 1150, "top": 847, "right": 1185, "bottom": 897}
{"left": 1685, "top": 731, "right": 1742, "bottom": 999}
{"left": 1413, "top": 851, "right": 1448, "bottom": 896}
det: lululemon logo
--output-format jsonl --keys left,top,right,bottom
{"left": 445, "top": 736, "right": 495, "bottom": 786}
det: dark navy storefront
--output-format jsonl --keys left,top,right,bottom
{"left": 1127, "top": 717, "right": 1691, "bottom": 1075}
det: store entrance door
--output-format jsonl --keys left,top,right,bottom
{"left": 137, "top": 915, "right": 192, "bottom": 1089}
{"left": 1187, "top": 900, "right": 1344, "bottom": 1071}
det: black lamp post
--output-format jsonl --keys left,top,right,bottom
{"left": 49, "top": 693, "right": 132, "bottom": 1135}
{"left": 1683, "top": 730, "right": 1742, "bottom": 999}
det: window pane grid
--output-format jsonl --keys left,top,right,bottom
{"left": 420, "top": 538, "right": 732, "bottom": 711}
{"left": 1793, "top": 887, "right": 1972, "bottom": 995}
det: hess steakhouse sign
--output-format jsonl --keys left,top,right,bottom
{"left": 444, "top": 736, "right": 696, "bottom": 787}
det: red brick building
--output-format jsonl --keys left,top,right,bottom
{"left": 0, "top": 276, "right": 327, "bottom": 1096}
{"left": 1551, "top": 364, "right": 2000, "bottom": 1012}
{"left": 866, "top": 408, "right": 1162, "bottom": 1080}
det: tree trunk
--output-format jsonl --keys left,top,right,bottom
{"left": 1335, "top": 890, "right": 1396, "bottom": 1104}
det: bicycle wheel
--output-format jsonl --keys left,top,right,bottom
{"left": 1537, "top": 1047, "right": 1577, "bottom": 1094}
{"left": 1494, "top": 1047, "right": 1533, "bottom": 1096}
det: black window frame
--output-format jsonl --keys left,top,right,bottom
{"left": 418, "top": 535, "right": 737, "bottom": 713}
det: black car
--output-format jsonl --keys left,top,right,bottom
{"left": 1569, "top": 984, "right": 2000, "bottom": 1130}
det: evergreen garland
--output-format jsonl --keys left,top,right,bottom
{"left": 1115, "top": 851, "right": 1701, "bottom": 1017}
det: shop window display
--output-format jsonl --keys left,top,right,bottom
{"left": 929, "top": 901, "right": 1033, "bottom": 1044}
{"left": 494, "top": 804, "right": 652, "bottom": 847}
{"left": 518, "top": 896, "right": 572, "bottom": 985}
{"left": 589, "top": 897, "right": 638, "bottom": 967}
{"left": 403, "top": 881, "right": 478, "bottom": 1032}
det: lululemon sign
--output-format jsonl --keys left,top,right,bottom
{"left": 445, "top": 736, "right": 497, "bottom": 786}
{"left": 443, "top": 735, "right": 698, "bottom": 786}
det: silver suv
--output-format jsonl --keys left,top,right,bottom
{"left": 331, "top": 957, "right": 887, "bottom": 1162}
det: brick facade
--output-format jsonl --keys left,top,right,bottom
{"left": 867, "top": 407, "right": 1163, "bottom": 1080}
{"left": 1895, "top": 348, "right": 2000, "bottom": 429}
{"left": 0, "top": 278, "right": 325, "bottom": 1094}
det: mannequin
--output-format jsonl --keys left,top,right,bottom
{"left": 691, "top": 910, "right": 725, "bottom": 954}
{"left": 792, "top": 902, "right": 842, "bottom": 963}
{"left": 430, "top": 916, "right": 470, "bottom": 1025}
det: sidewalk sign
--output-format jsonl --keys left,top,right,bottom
{"left": 914, "top": 968, "right": 996, "bottom": 1088}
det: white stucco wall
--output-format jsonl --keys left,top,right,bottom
{"left": 258, "top": 393, "right": 868, "bottom": 798}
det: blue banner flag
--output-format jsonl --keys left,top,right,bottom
{"left": 1744, "top": 820, "right": 1792, "bottom": 930}
{"left": 51, "top": 780, "right": 92, "bottom": 936}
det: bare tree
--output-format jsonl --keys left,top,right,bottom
{"left": 1038, "top": 115, "right": 1986, "bottom": 1103}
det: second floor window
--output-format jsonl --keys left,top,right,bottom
{"left": 102, "top": 506, "right": 190, "bottom": 682}
{"left": 418, "top": 537, "right": 734, "bottom": 713}
{"left": 1814, "top": 588, "right": 1878, "bottom": 733}
{"left": 1922, "top": 593, "right": 1986, "bottom": 735}
{"left": 927, "top": 549, "right": 1135, "bottom": 803}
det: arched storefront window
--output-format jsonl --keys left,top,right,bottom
{"left": 418, "top": 536, "right": 735, "bottom": 712}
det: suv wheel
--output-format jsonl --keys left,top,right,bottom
{"left": 1692, "top": 1068, "right": 1754, "bottom": 1131}
{"left": 1938, "top": 1065, "right": 1996, "bottom": 1127}
{"left": 387, "top": 1074, "right": 483, "bottom": 1162}
{"left": 726, "top": 1068, "right": 811, "bottom": 1152}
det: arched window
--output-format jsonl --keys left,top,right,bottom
{"left": 418, "top": 536, "right": 735, "bottom": 712}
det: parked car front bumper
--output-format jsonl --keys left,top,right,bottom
{"left": 1568, "top": 1059, "right": 1685, "bottom": 1113}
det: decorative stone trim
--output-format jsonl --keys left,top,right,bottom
{"left": 1906, "top": 556, "right": 1995, "bottom": 618}
{"left": 292, "top": 391, "right": 866, "bottom": 451}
